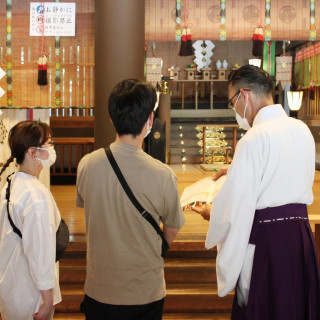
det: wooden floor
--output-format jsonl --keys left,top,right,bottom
{"left": 0, "top": 166, "right": 319, "bottom": 320}
{"left": 52, "top": 165, "right": 320, "bottom": 238}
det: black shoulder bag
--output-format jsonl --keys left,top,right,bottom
{"left": 6, "top": 173, "right": 69, "bottom": 262}
{"left": 105, "top": 147, "right": 169, "bottom": 258}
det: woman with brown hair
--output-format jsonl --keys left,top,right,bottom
{"left": 0, "top": 120, "right": 61, "bottom": 320}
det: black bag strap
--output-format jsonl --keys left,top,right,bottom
{"left": 105, "top": 147, "right": 167, "bottom": 243}
{"left": 6, "top": 173, "right": 22, "bottom": 239}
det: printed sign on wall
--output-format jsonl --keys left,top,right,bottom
{"left": 30, "top": 2, "right": 76, "bottom": 37}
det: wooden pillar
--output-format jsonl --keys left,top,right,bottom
{"left": 94, "top": 0, "right": 145, "bottom": 149}
{"left": 158, "top": 94, "right": 171, "bottom": 163}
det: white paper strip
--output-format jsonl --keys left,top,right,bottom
{"left": 0, "top": 86, "right": 5, "bottom": 98}
{"left": 0, "top": 68, "right": 5, "bottom": 80}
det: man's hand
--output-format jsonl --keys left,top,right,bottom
{"left": 191, "top": 203, "right": 212, "bottom": 221}
{"left": 212, "top": 167, "right": 229, "bottom": 181}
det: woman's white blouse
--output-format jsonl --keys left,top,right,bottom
{"left": 0, "top": 172, "right": 61, "bottom": 320}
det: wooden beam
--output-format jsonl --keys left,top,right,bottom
{"left": 50, "top": 116, "right": 94, "bottom": 128}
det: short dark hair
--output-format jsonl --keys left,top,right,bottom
{"left": 228, "top": 65, "right": 274, "bottom": 98}
{"left": 108, "top": 79, "right": 157, "bottom": 137}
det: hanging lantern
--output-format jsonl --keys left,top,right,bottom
{"left": 286, "top": 91, "right": 303, "bottom": 111}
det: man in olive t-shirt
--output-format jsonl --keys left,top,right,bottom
{"left": 76, "top": 79, "right": 185, "bottom": 320}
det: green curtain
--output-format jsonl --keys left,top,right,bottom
{"left": 304, "top": 59, "right": 310, "bottom": 87}
{"left": 310, "top": 56, "right": 316, "bottom": 84}
{"left": 294, "top": 61, "right": 303, "bottom": 88}
{"left": 316, "top": 55, "right": 320, "bottom": 85}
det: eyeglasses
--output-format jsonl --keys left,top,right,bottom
{"left": 227, "top": 91, "right": 240, "bottom": 108}
{"left": 227, "top": 89, "right": 251, "bottom": 107}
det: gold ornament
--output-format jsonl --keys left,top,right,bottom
{"left": 154, "top": 131, "right": 161, "bottom": 139}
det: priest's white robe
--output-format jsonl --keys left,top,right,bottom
{"left": 206, "top": 104, "right": 315, "bottom": 304}
{"left": 0, "top": 172, "right": 61, "bottom": 320}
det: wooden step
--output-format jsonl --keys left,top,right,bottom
{"left": 164, "top": 284, "right": 233, "bottom": 313}
{"left": 62, "top": 238, "right": 217, "bottom": 260}
{"left": 59, "top": 258, "right": 217, "bottom": 285}
{"left": 163, "top": 313, "right": 231, "bottom": 320}
{"left": 59, "top": 264, "right": 86, "bottom": 285}
{"left": 165, "top": 258, "right": 216, "bottom": 284}
{"left": 53, "top": 312, "right": 231, "bottom": 319}
{"left": 54, "top": 314, "right": 84, "bottom": 319}
{"left": 55, "top": 284, "right": 233, "bottom": 314}
{"left": 55, "top": 285, "right": 85, "bottom": 313}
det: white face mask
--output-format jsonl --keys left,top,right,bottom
{"left": 233, "top": 93, "right": 251, "bottom": 131}
{"left": 144, "top": 118, "right": 152, "bottom": 138}
{"left": 35, "top": 146, "right": 57, "bottom": 168}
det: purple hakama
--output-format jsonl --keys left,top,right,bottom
{"left": 231, "top": 204, "right": 320, "bottom": 320}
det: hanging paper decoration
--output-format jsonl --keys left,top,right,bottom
{"left": 193, "top": 40, "right": 215, "bottom": 72}
{"left": 220, "top": 0, "right": 226, "bottom": 41}
{"left": 55, "top": 36, "right": 61, "bottom": 107}
{"left": 310, "top": 0, "right": 316, "bottom": 41}
{"left": 176, "top": 0, "right": 182, "bottom": 41}
{"left": 6, "top": 0, "right": 13, "bottom": 107}
{"left": 265, "top": 0, "right": 271, "bottom": 41}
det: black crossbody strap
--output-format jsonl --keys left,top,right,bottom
{"left": 105, "top": 147, "right": 166, "bottom": 240}
{"left": 6, "top": 173, "right": 22, "bottom": 239}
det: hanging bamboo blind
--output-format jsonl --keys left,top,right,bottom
{"left": 299, "top": 87, "right": 320, "bottom": 118}
{"left": 294, "top": 44, "right": 320, "bottom": 118}
{"left": 1, "top": 0, "right": 320, "bottom": 112}
{"left": 0, "top": 0, "right": 94, "bottom": 108}
{"left": 145, "top": 0, "right": 319, "bottom": 42}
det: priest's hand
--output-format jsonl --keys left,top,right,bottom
{"left": 191, "top": 203, "right": 212, "bottom": 221}
{"left": 212, "top": 166, "right": 229, "bottom": 181}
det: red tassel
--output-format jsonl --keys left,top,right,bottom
{"left": 185, "top": 28, "right": 193, "bottom": 56}
{"left": 179, "top": 28, "right": 187, "bottom": 56}
{"left": 252, "top": 27, "right": 259, "bottom": 57}
{"left": 257, "top": 27, "right": 264, "bottom": 57}
{"left": 38, "top": 55, "right": 48, "bottom": 86}
{"left": 252, "top": 27, "right": 264, "bottom": 57}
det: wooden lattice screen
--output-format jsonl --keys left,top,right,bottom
{"left": 0, "top": 0, "right": 94, "bottom": 109}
